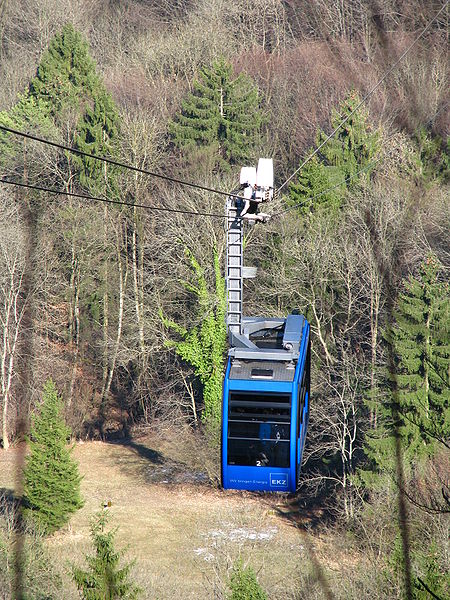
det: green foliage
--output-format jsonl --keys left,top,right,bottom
{"left": 386, "top": 536, "right": 449, "bottom": 600}
{"left": 413, "top": 543, "right": 450, "bottom": 600}
{"left": 228, "top": 560, "right": 267, "bottom": 600}
{"left": 0, "top": 24, "right": 120, "bottom": 193}
{"left": 0, "top": 92, "right": 56, "bottom": 152}
{"left": 28, "top": 23, "right": 102, "bottom": 124}
{"left": 0, "top": 497, "right": 62, "bottom": 599}
{"left": 72, "top": 508, "right": 141, "bottom": 600}
{"left": 170, "top": 58, "right": 263, "bottom": 170}
{"left": 288, "top": 155, "right": 345, "bottom": 216}
{"left": 322, "top": 91, "right": 380, "bottom": 181}
{"left": 289, "top": 91, "right": 379, "bottom": 215}
{"left": 72, "top": 77, "right": 121, "bottom": 195}
{"left": 363, "top": 256, "right": 449, "bottom": 479}
{"left": 162, "top": 247, "right": 227, "bottom": 425}
{"left": 0, "top": 24, "right": 107, "bottom": 171}
{"left": 0, "top": 93, "right": 59, "bottom": 185}
{"left": 23, "top": 380, "right": 83, "bottom": 535}
{"left": 414, "top": 128, "right": 449, "bottom": 183}
{"left": 27, "top": 23, "right": 121, "bottom": 194}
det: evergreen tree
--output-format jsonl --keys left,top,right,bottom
{"left": 320, "top": 91, "right": 379, "bottom": 183}
{"left": 0, "top": 24, "right": 121, "bottom": 191}
{"left": 25, "top": 23, "right": 121, "bottom": 193}
{"left": 0, "top": 94, "right": 57, "bottom": 175}
{"left": 228, "top": 560, "right": 267, "bottom": 600}
{"left": 28, "top": 23, "right": 104, "bottom": 125}
{"left": 414, "top": 127, "right": 449, "bottom": 183}
{"left": 170, "top": 58, "right": 263, "bottom": 170}
{"left": 287, "top": 154, "right": 344, "bottom": 216}
{"left": 363, "top": 256, "right": 449, "bottom": 477}
{"left": 289, "top": 91, "right": 379, "bottom": 215}
{"left": 23, "top": 380, "right": 83, "bottom": 534}
{"left": 2, "top": 25, "right": 123, "bottom": 417}
{"left": 161, "top": 248, "right": 227, "bottom": 425}
{"left": 73, "top": 89, "right": 121, "bottom": 195}
{"left": 0, "top": 24, "right": 106, "bottom": 174}
{"left": 72, "top": 508, "right": 141, "bottom": 600}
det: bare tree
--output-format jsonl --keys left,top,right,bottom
{"left": 0, "top": 189, "right": 28, "bottom": 449}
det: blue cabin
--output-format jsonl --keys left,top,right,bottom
{"left": 221, "top": 313, "right": 310, "bottom": 493}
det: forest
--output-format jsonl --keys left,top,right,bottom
{"left": 0, "top": 1, "right": 448, "bottom": 599}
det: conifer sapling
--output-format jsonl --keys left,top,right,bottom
{"left": 23, "top": 379, "right": 83, "bottom": 534}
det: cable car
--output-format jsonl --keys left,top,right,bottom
{"left": 221, "top": 314, "right": 310, "bottom": 492}
{"left": 222, "top": 160, "right": 310, "bottom": 492}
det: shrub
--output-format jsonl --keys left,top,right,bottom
{"left": 72, "top": 508, "right": 141, "bottom": 599}
{"left": 228, "top": 560, "right": 267, "bottom": 600}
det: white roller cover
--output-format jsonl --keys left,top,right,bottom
{"left": 256, "top": 158, "right": 273, "bottom": 188}
{"left": 240, "top": 166, "right": 257, "bottom": 186}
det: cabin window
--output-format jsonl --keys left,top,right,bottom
{"left": 227, "top": 392, "right": 291, "bottom": 467}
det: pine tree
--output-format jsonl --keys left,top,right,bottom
{"left": 0, "top": 24, "right": 121, "bottom": 191}
{"left": 363, "top": 256, "right": 449, "bottom": 477}
{"left": 0, "top": 26, "right": 91, "bottom": 170}
{"left": 170, "top": 58, "right": 263, "bottom": 171}
{"left": 28, "top": 23, "right": 104, "bottom": 125}
{"left": 228, "top": 560, "right": 267, "bottom": 600}
{"left": 24, "top": 23, "right": 121, "bottom": 194}
{"left": 72, "top": 508, "right": 141, "bottom": 600}
{"left": 320, "top": 91, "right": 379, "bottom": 183}
{"left": 287, "top": 155, "right": 344, "bottom": 216}
{"left": 0, "top": 24, "right": 105, "bottom": 169}
{"left": 71, "top": 71, "right": 121, "bottom": 196}
{"left": 414, "top": 127, "right": 449, "bottom": 183}
{"left": 23, "top": 380, "right": 83, "bottom": 535}
{"left": 161, "top": 248, "right": 227, "bottom": 425}
{"left": 12, "top": 25, "right": 122, "bottom": 410}
{"left": 289, "top": 91, "right": 379, "bottom": 215}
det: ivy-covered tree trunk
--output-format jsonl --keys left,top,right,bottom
{"left": 162, "top": 248, "right": 227, "bottom": 427}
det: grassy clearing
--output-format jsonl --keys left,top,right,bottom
{"left": 0, "top": 434, "right": 359, "bottom": 599}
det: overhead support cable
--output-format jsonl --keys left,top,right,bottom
{"left": 0, "top": 0, "right": 446, "bottom": 214}
{"left": 0, "top": 178, "right": 226, "bottom": 219}
{"left": 3, "top": 95, "right": 444, "bottom": 224}
{"left": 0, "top": 123, "right": 247, "bottom": 202}
{"left": 272, "top": 100, "right": 447, "bottom": 220}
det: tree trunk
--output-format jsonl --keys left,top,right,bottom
{"left": 1, "top": 217, "right": 27, "bottom": 450}
{"left": 369, "top": 266, "right": 381, "bottom": 428}
{"left": 101, "top": 203, "right": 109, "bottom": 401}
{"left": 68, "top": 244, "right": 80, "bottom": 408}
{"left": 132, "top": 206, "right": 146, "bottom": 366}
{"left": 102, "top": 220, "right": 128, "bottom": 407}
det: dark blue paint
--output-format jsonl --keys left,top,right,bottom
{"left": 221, "top": 320, "right": 310, "bottom": 493}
